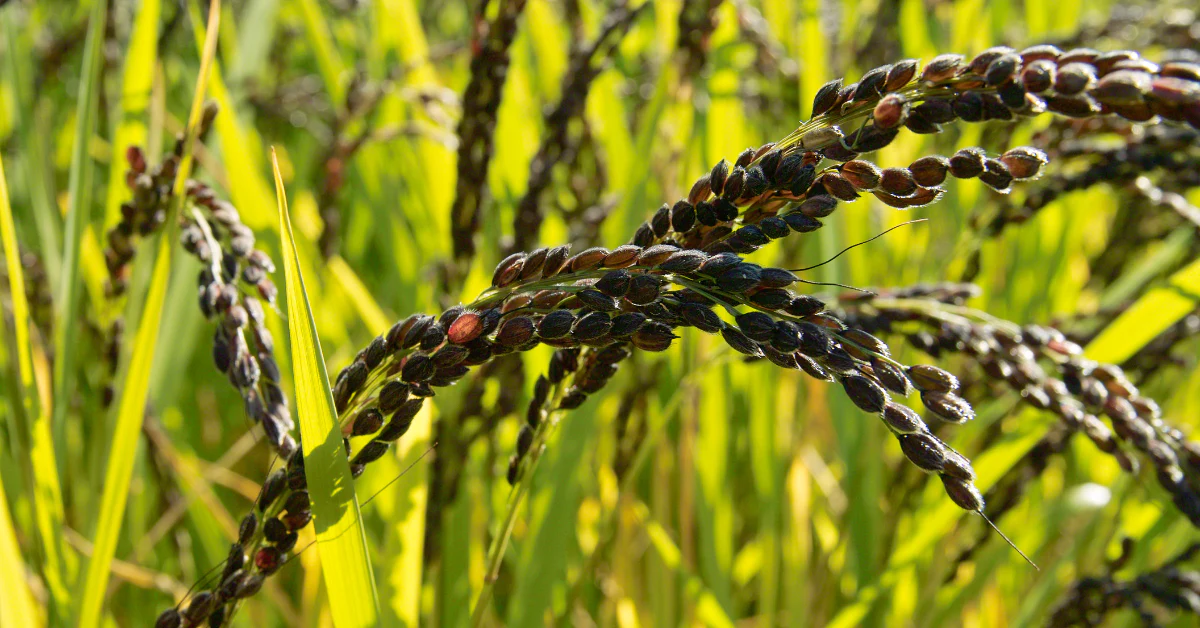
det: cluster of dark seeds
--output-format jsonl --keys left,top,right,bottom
{"left": 1049, "top": 541, "right": 1200, "bottom": 627}
{"left": 982, "top": 125, "right": 1198, "bottom": 237}
{"left": 448, "top": 0, "right": 530, "bottom": 264}
{"left": 182, "top": 181, "right": 293, "bottom": 457}
{"left": 154, "top": 453, "right": 314, "bottom": 628}
{"left": 509, "top": 2, "right": 645, "bottom": 253}
{"left": 165, "top": 44, "right": 1200, "bottom": 622}
{"left": 102, "top": 105, "right": 293, "bottom": 455}
{"left": 839, "top": 294, "right": 1200, "bottom": 527}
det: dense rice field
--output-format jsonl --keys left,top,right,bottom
{"left": 1, "top": 0, "right": 1199, "bottom": 626}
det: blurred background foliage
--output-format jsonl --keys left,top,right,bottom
{"left": 1, "top": 0, "right": 1200, "bottom": 625}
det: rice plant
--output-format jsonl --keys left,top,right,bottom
{"left": 1, "top": 1, "right": 1199, "bottom": 626}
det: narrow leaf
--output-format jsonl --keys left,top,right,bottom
{"left": 0, "top": 143, "right": 46, "bottom": 628}
{"left": 1086, "top": 257, "right": 1200, "bottom": 364}
{"left": 75, "top": 4, "right": 221, "bottom": 625}
{"left": 273, "top": 149, "right": 381, "bottom": 626}
{"left": 103, "top": 0, "right": 161, "bottom": 228}
{"left": 51, "top": 0, "right": 107, "bottom": 477}
{"left": 0, "top": 469, "right": 39, "bottom": 627}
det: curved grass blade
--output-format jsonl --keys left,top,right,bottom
{"left": 2, "top": 144, "right": 72, "bottom": 621}
{"left": 0, "top": 468, "right": 39, "bottom": 627}
{"left": 1086, "top": 257, "right": 1200, "bottom": 364}
{"left": 51, "top": 0, "right": 106, "bottom": 477}
{"left": 272, "top": 149, "right": 381, "bottom": 626}
{"left": 0, "top": 149, "right": 48, "bottom": 628}
{"left": 75, "top": 4, "right": 221, "bottom": 625}
{"left": 102, "top": 0, "right": 161, "bottom": 229}
{"left": 2, "top": 15, "right": 62, "bottom": 285}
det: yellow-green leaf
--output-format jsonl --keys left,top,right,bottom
{"left": 51, "top": 0, "right": 107, "bottom": 484}
{"left": 102, "top": 0, "right": 161, "bottom": 229}
{"left": 0, "top": 468, "right": 39, "bottom": 627}
{"left": 1086, "top": 257, "right": 1200, "bottom": 364}
{"left": 75, "top": 4, "right": 221, "bottom": 625}
{"left": 273, "top": 149, "right": 381, "bottom": 626}
{"left": 0, "top": 141, "right": 45, "bottom": 628}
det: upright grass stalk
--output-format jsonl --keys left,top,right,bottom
{"left": 0, "top": 149, "right": 47, "bottom": 628}
{"left": 75, "top": 4, "right": 221, "bottom": 625}
{"left": 2, "top": 146, "right": 72, "bottom": 621}
{"left": 51, "top": 0, "right": 106, "bottom": 488}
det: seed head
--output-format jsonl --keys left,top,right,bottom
{"left": 577, "top": 289, "right": 619, "bottom": 312}
{"left": 542, "top": 245, "right": 572, "bottom": 277}
{"left": 909, "top": 155, "right": 950, "bottom": 187}
{"left": 999, "top": 147, "right": 1048, "bottom": 179}
{"left": 886, "top": 59, "right": 919, "bottom": 91}
{"left": 720, "top": 326, "right": 764, "bottom": 357}
{"left": 670, "top": 201, "right": 697, "bottom": 232}
{"left": 351, "top": 440, "right": 390, "bottom": 467}
{"left": 785, "top": 295, "right": 825, "bottom": 317}
{"left": 352, "top": 407, "right": 385, "bottom": 437}
{"left": 716, "top": 263, "right": 763, "bottom": 293}
{"left": 610, "top": 312, "right": 648, "bottom": 336}
{"left": 573, "top": 312, "right": 614, "bottom": 341}
{"left": 841, "top": 160, "right": 882, "bottom": 190}
{"left": 631, "top": 321, "right": 676, "bottom": 352}
{"left": 798, "top": 195, "right": 839, "bottom": 218}
{"left": 782, "top": 212, "right": 822, "bottom": 233}
{"left": 650, "top": 205, "right": 672, "bottom": 238}
{"left": 922, "top": 54, "right": 963, "bottom": 83}
{"left": 517, "top": 248, "right": 548, "bottom": 281}
{"left": 940, "top": 475, "right": 985, "bottom": 511}
{"left": 843, "top": 374, "right": 889, "bottom": 413}
{"left": 625, "top": 274, "right": 663, "bottom": 305}
{"left": 979, "top": 158, "right": 1014, "bottom": 192}
{"left": 898, "top": 432, "right": 946, "bottom": 472}
{"left": 873, "top": 93, "right": 910, "bottom": 129}
{"left": 680, "top": 303, "right": 722, "bottom": 333}
{"left": 569, "top": 247, "right": 611, "bottom": 273}
{"left": 688, "top": 173, "right": 713, "bottom": 204}
{"left": 921, "top": 390, "right": 975, "bottom": 423}
{"left": 759, "top": 217, "right": 790, "bottom": 239}
{"left": 492, "top": 253, "right": 526, "bottom": 287}
{"left": 881, "top": 402, "right": 924, "bottom": 434}
{"left": 658, "top": 250, "right": 708, "bottom": 273}
{"left": 447, "top": 311, "right": 485, "bottom": 344}
{"left": 907, "top": 364, "right": 960, "bottom": 392}
{"left": 812, "top": 79, "right": 845, "bottom": 117}
{"left": 604, "top": 245, "right": 642, "bottom": 268}
{"left": 941, "top": 449, "right": 976, "bottom": 481}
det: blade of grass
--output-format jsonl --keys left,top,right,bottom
{"left": 0, "top": 465, "right": 39, "bottom": 627}
{"left": 1086, "top": 257, "right": 1200, "bottom": 364}
{"left": 508, "top": 398, "right": 599, "bottom": 625}
{"left": 0, "top": 144, "right": 73, "bottom": 622}
{"left": 295, "top": 0, "right": 347, "bottom": 104}
{"left": 2, "top": 15, "right": 62, "bottom": 285}
{"left": 632, "top": 500, "right": 736, "bottom": 628}
{"left": 75, "top": 4, "right": 221, "bottom": 625}
{"left": 273, "top": 148, "right": 381, "bottom": 626}
{"left": 102, "top": 0, "right": 161, "bottom": 229}
{"left": 51, "top": 0, "right": 106, "bottom": 471}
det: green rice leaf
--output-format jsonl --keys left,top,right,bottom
{"left": 272, "top": 149, "right": 381, "bottom": 626}
{"left": 0, "top": 145, "right": 48, "bottom": 628}
{"left": 1086, "top": 257, "right": 1200, "bottom": 364}
{"left": 634, "top": 500, "right": 736, "bottom": 628}
{"left": 102, "top": 0, "right": 161, "bottom": 228}
{"left": 75, "top": 4, "right": 221, "bottom": 625}
{"left": 51, "top": 0, "right": 106, "bottom": 475}
{"left": 0, "top": 467, "right": 39, "bottom": 627}
{"left": 295, "top": 0, "right": 346, "bottom": 104}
